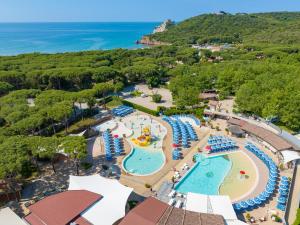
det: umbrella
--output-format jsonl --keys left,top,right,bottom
{"left": 254, "top": 197, "right": 262, "bottom": 205}
{"left": 279, "top": 185, "right": 288, "bottom": 191}
{"left": 265, "top": 188, "right": 274, "bottom": 194}
{"left": 269, "top": 177, "right": 277, "bottom": 183}
{"left": 258, "top": 194, "right": 267, "bottom": 201}
{"left": 240, "top": 201, "right": 248, "bottom": 209}
{"left": 172, "top": 143, "right": 179, "bottom": 148}
{"left": 270, "top": 173, "right": 278, "bottom": 179}
{"left": 277, "top": 197, "right": 287, "bottom": 204}
{"left": 281, "top": 180, "right": 289, "bottom": 186}
{"left": 114, "top": 134, "right": 119, "bottom": 138}
{"left": 240, "top": 170, "right": 246, "bottom": 175}
{"left": 233, "top": 203, "right": 242, "bottom": 211}
{"left": 246, "top": 199, "right": 255, "bottom": 207}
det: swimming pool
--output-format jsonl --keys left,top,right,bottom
{"left": 175, "top": 154, "right": 232, "bottom": 195}
{"left": 122, "top": 147, "right": 165, "bottom": 176}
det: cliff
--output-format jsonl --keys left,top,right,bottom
{"left": 153, "top": 19, "right": 174, "bottom": 34}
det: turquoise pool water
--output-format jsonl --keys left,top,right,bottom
{"left": 175, "top": 155, "right": 232, "bottom": 195}
{"left": 123, "top": 147, "right": 165, "bottom": 176}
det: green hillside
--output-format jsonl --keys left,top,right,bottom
{"left": 150, "top": 12, "right": 300, "bottom": 45}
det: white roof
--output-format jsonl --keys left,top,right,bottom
{"left": 186, "top": 192, "right": 208, "bottom": 213}
{"left": 226, "top": 220, "right": 248, "bottom": 225}
{"left": 0, "top": 207, "right": 26, "bottom": 225}
{"left": 209, "top": 195, "right": 237, "bottom": 220}
{"left": 281, "top": 150, "right": 300, "bottom": 164}
{"left": 68, "top": 175, "right": 133, "bottom": 225}
{"left": 186, "top": 192, "right": 246, "bottom": 225}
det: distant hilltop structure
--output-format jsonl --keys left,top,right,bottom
{"left": 153, "top": 19, "right": 174, "bottom": 34}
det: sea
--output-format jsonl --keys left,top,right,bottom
{"left": 0, "top": 22, "right": 160, "bottom": 56}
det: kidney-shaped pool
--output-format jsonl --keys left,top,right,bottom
{"left": 122, "top": 147, "right": 165, "bottom": 176}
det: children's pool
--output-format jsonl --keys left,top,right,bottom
{"left": 175, "top": 154, "right": 232, "bottom": 195}
{"left": 121, "top": 114, "right": 167, "bottom": 176}
{"left": 122, "top": 147, "right": 165, "bottom": 176}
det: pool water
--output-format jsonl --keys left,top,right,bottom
{"left": 123, "top": 147, "right": 165, "bottom": 176}
{"left": 175, "top": 155, "right": 232, "bottom": 195}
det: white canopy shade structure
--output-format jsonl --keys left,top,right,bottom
{"left": 68, "top": 175, "right": 133, "bottom": 225}
{"left": 281, "top": 150, "right": 300, "bottom": 164}
{"left": 186, "top": 192, "right": 208, "bottom": 213}
{"left": 0, "top": 207, "right": 26, "bottom": 225}
{"left": 226, "top": 220, "right": 248, "bottom": 225}
{"left": 186, "top": 192, "right": 246, "bottom": 225}
{"left": 209, "top": 195, "right": 237, "bottom": 220}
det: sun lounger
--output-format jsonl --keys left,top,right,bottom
{"left": 168, "top": 190, "right": 176, "bottom": 197}
{"left": 175, "top": 200, "right": 182, "bottom": 208}
{"left": 168, "top": 198, "right": 176, "bottom": 206}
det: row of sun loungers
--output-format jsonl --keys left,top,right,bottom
{"left": 112, "top": 105, "right": 134, "bottom": 117}
{"left": 163, "top": 116, "right": 199, "bottom": 161}
{"left": 277, "top": 176, "right": 290, "bottom": 211}
{"left": 207, "top": 135, "right": 238, "bottom": 153}
{"left": 168, "top": 190, "right": 185, "bottom": 208}
{"left": 103, "top": 130, "right": 124, "bottom": 161}
{"left": 233, "top": 142, "right": 279, "bottom": 212}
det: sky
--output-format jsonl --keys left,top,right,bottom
{"left": 0, "top": 0, "right": 300, "bottom": 22}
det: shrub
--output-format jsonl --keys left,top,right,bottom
{"left": 246, "top": 213, "right": 251, "bottom": 221}
{"left": 128, "top": 200, "right": 138, "bottom": 209}
{"left": 131, "top": 90, "right": 142, "bottom": 97}
{"left": 121, "top": 99, "right": 159, "bottom": 116}
{"left": 152, "top": 94, "right": 162, "bottom": 103}
{"left": 81, "top": 162, "right": 93, "bottom": 170}
{"left": 106, "top": 96, "right": 122, "bottom": 108}
{"left": 145, "top": 183, "right": 152, "bottom": 188}
{"left": 161, "top": 107, "right": 204, "bottom": 118}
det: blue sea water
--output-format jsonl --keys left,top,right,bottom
{"left": 0, "top": 22, "right": 159, "bottom": 55}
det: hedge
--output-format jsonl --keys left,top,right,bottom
{"left": 158, "top": 106, "right": 204, "bottom": 118}
{"left": 121, "top": 99, "right": 159, "bottom": 116}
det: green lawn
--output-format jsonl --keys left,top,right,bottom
{"left": 293, "top": 209, "right": 300, "bottom": 225}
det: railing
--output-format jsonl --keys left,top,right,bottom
{"left": 284, "top": 159, "right": 300, "bottom": 225}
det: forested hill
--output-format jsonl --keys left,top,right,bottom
{"left": 150, "top": 12, "right": 300, "bottom": 45}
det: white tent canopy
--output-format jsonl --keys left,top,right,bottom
{"left": 186, "top": 193, "right": 208, "bottom": 213}
{"left": 281, "top": 150, "right": 300, "bottom": 164}
{"left": 0, "top": 207, "right": 26, "bottom": 225}
{"left": 186, "top": 192, "right": 247, "bottom": 225}
{"left": 68, "top": 175, "right": 133, "bottom": 225}
{"left": 209, "top": 195, "right": 237, "bottom": 220}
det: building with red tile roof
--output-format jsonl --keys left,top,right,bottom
{"left": 24, "top": 190, "right": 101, "bottom": 225}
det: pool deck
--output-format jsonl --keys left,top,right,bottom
{"left": 117, "top": 111, "right": 210, "bottom": 196}
{"left": 93, "top": 111, "right": 294, "bottom": 224}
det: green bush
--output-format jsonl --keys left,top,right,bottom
{"left": 293, "top": 209, "right": 300, "bottom": 225}
{"left": 121, "top": 99, "right": 159, "bottom": 116}
{"left": 81, "top": 162, "right": 93, "bottom": 170}
{"left": 106, "top": 96, "right": 122, "bottom": 108}
{"left": 160, "top": 107, "right": 204, "bottom": 118}
{"left": 145, "top": 183, "right": 152, "bottom": 188}
{"left": 131, "top": 90, "right": 142, "bottom": 97}
{"left": 152, "top": 94, "right": 162, "bottom": 103}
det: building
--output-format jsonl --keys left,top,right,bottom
{"left": 24, "top": 175, "right": 133, "bottom": 225}
{"left": 228, "top": 125, "right": 245, "bottom": 138}
{"left": 119, "top": 197, "right": 226, "bottom": 225}
{"left": 25, "top": 190, "right": 101, "bottom": 225}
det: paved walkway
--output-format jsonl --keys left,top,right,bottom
{"left": 287, "top": 161, "right": 300, "bottom": 225}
